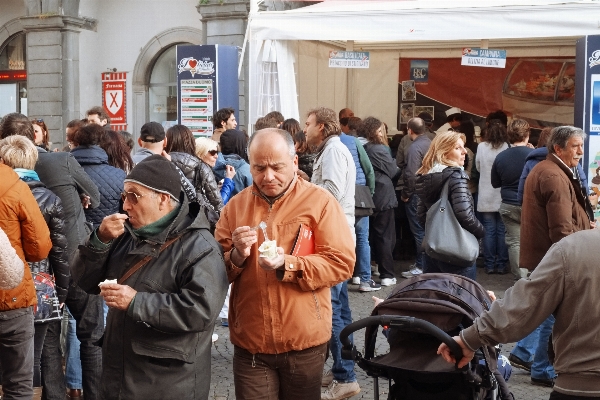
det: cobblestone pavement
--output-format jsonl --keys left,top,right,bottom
{"left": 209, "top": 259, "right": 553, "bottom": 400}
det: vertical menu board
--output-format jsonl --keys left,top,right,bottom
{"left": 176, "top": 45, "right": 239, "bottom": 138}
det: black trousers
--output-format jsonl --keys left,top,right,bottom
{"left": 370, "top": 208, "right": 396, "bottom": 279}
{"left": 41, "top": 320, "right": 66, "bottom": 400}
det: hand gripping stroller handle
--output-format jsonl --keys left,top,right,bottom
{"left": 339, "top": 315, "right": 465, "bottom": 366}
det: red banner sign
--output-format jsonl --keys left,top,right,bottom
{"left": 102, "top": 72, "right": 127, "bottom": 131}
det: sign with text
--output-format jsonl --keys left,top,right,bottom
{"left": 176, "top": 45, "right": 238, "bottom": 137}
{"left": 461, "top": 48, "right": 507, "bottom": 68}
{"left": 101, "top": 72, "right": 127, "bottom": 131}
{"left": 410, "top": 60, "right": 429, "bottom": 82}
{"left": 329, "top": 51, "right": 370, "bottom": 69}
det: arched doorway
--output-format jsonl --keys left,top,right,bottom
{"left": 131, "top": 27, "right": 202, "bottom": 140}
{"left": 0, "top": 32, "right": 27, "bottom": 115}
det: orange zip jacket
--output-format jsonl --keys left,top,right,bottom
{"left": 215, "top": 177, "right": 355, "bottom": 354}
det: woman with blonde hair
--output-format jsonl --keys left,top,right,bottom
{"left": 195, "top": 137, "right": 236, "bottom": 207}
{"left": 415, "top": 131, "right": 485, "bottom": 280}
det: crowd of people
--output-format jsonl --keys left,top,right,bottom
{"left": 0, "top": 103, "right": 597, "bottom": 400}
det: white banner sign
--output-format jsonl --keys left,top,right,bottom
{"left": 329, "top": 51, "right": 370, "bottom": 69}
{"left": 461, "top": 48, "right": 506, "bottom": 69}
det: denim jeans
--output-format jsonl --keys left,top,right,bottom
{"left": 531, "top": 315, "right": 556, "bottom": 380}
{"left": 423, "top": 254, "right": 477, "bottom": 281}
{"left": 479, "top": 212, "right": 509, "bottom": 272}
{"left": 498, "top": 203, "right": 527, "bottom": 279}
{"left": 510, "top": 325, "right": 540, "bottom": 363}
{"left": 354, "top": 216, "right": 371, "bottom": 283}
{"left": 64, "top": 309, "right": 82, "bottom": 389}
{"left": 64, "top": 284, "right": 104, "bottom": 400}
{"left": 0, "top": 307, "right": 34, "bottom": 400}
{"left": 233, "top": 343, "right": 327, "bottom": 400}
{"left": 405, "top": 195, "right": 424, "bottom": 268}
{"left": 41, "top": 320, "right": 67, "bottom": 400}
{"left": 330, "top": 281, "right": 356, "bottom": 383}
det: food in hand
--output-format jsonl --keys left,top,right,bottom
{"left": 258, "top": 240, "right": 278, "bottom": 259}
{"left": 98, "top": 279, "right": 117, "bottom": 287}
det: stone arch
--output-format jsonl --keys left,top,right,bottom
{"left": 0, "top": 18, "right": 24, "bottom": 50}
{"left": 131, "top": 27, "right": 203, "bottom": 140}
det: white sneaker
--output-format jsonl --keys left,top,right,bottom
{"left": 212, "top": 333, "right": 218, "bottom": 342}
{"left": 321, "top": 380, "right": 361, "bottom": 400}
{"left": 321, "top": 369, "right": 333, "bottom": 387}
{"left": 350, "top": 277, "right": 360, "bottom": 285}
{"left": 401, "top": 266, "right": 423, "bottom": 279}
{"left": 380, "top": 277, "right": 397, "bottom": 286}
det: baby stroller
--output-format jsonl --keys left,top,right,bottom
{"left": 340, "top": 273, "right": 513, "bottom": 400}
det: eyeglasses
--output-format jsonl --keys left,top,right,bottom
{"left": 35, "top": 119, "right": 44, "bottom": 123}
{"left": 121, "top": 191, "right": 147, "bottom": 205}
{"left": 208, "top": 150, "right": 218, "bottom": 156}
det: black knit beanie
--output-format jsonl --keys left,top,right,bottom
{"left": 125, "top": 155, "right": 181, "bottom": 200}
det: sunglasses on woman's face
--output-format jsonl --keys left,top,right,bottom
{"left": 208, "top": 150, "right": 218, "bottom": 156}
{"left": 121, "top": 191, "right": 147, "bottom": 205}
{"left": 35, "top": 118, "right": 44, "bottom": 123}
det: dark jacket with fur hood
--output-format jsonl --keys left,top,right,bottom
{"left": 415, "top": 166, "right": 484, "bottom": 239}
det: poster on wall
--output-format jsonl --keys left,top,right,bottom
{"left": 410, "top": 60, "right": 429, "bottom": 83}
{"left": 401, "top": 80, "right": 416, "bottom": 101}
{"left": 591, "top": 74, "right": 600, "bottom": 132}
{"left": 414, "top": 106, "right": 434, "bottom": 119}
{"left": 176, "top": 45, "right": 239, "bottom": 137}
{"left": 400, "top": 103, "right": 414, "bottom": 123}
{"left": 101, "top": 72, "right": 127, "bottom": 131}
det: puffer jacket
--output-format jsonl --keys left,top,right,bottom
{"left": 73, "top": 195, "right": 228, "bottom": 400}
{"left": 26, "top": 180, "right": 70, "bottom": 304}
{"left": 170, "top": 152, "right": 224, "bottom": 212}
{"left": 213, "top": 154, "right": 253, "bottom": 196}
{"left": 298, "top": 152, "right": 317, "bottom": 180}
{"left": 0, "top": 165, "right": 52, "bottom": 311}
{"left": 71, "top": 145, "right": 125, "bottom": 228}
{"left": 415, "top": 166, "right": 485, "bottom": 239}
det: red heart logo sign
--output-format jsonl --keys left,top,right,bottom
{"left": 188, "top": 59, "right": 197, "bottom": 69}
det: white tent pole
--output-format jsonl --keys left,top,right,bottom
{"left": 346, "top": 40, "right": 355, "bottom": 112}
{"left": 239, "top": 17, "right": 251, "bottom": 78}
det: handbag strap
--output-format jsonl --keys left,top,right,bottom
{"left": 438, "top": 179, "right": 451, "bottom": 209}
{"left": 117, "top": 235, "right": 182, "bottom": 285}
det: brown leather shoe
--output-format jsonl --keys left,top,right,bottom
{"left": 67, "top": 389, "right": 83, "bottom": 399}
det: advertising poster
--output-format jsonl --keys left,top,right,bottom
{"left": 591, "top": 74, "right": 600, "bottom": 132}
{"left": 410, "top": 60, "right": 429, "bottom": 83}
{"left": 400, "top": 103, "right": 414, "bottom": 123}
{"left": 402, "top": 80, "right": 416, "bottom": 101}
{"left": 414, "top": 106, "right": 434, "bottom": 119}
{"left": 177, "top": 45, "right": 217, "bottom": 137}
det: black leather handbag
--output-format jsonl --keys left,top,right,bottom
{"left": 355, "top": 185, "right": 375, "bottom": 217}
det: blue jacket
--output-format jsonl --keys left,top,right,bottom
{"left": 339, "top": 133, "right": 366, "bottom": 186}
{"left": 213, "top": 154, "right": 252, "bottom": 197}
{"left": 517, "top": 147, "right": 588, "bottom": 204}
{"left": 71, "top": 146, "right": 126, "bottom": 228}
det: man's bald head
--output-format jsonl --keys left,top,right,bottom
{"left": 248, "top": 129, "right": 298, "bottom": 198}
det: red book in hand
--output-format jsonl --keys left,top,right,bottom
{"left": 291, "top": 223, "right": 315, "bottom": 256}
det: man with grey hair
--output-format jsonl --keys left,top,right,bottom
{"left": 513, "top": 126, "right": 593, "bottom": 388}
{"left": 215, "top": 128, "right": 355, "bottom": 400}
{"left": 72, "top": 154, "right": 228, "bottom": 399}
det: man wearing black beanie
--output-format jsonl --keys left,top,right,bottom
{"left": 71, "top": 154, "right": 228, "bottom": 400}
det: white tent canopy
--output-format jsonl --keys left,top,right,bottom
{"left": 247, "top": 0, "right": 600, "bottom": 129}
{"left": 250, "top": 0, "right": 600, "bottom": 42}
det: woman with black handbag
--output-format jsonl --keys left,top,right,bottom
{"left": 415, "top": 131, "right": 485, "bottom": 280}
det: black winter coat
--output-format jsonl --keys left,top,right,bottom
{"left": 364, "top": 142, "right": 400, "bottom": 212}
{"left": 71, "top": 146, "right": 125, "bottom": 228}
{"left": 73, "top": 196, "right": 228, "bottom": 400}
{"left": 35, "top": 147, "right": 100, "bottom": 255}
{"left": 170, "top": 152, "right": 224, "bottom": 212}
{"left": 415, "top": 167, "right": 485, "bottom": 239}
{"left": 26, "top": 180, "right": 70, "bottom": 303}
